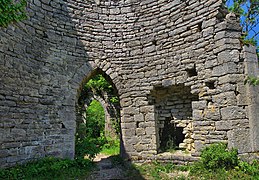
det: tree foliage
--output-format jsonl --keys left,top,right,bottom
{"left": 85, "top": 74, "right": 112, "bottom": 94}
{"left": 0, "top": 0, "right": 27, "bottom": 27}
{"left": 225, "top": 0, "right": 259, "bottom": 85}
{"left": 226, "top": 0, "right": 259, "bottom": 46}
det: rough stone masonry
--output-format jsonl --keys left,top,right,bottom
{"left": 0, "top": 0, "right": 259, "bottom": 167}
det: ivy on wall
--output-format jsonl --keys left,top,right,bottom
{"left": 0, "top": 0, "right": 27, "bottom": 27}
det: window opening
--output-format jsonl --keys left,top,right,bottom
{"left": 186, "top": 67, "right": 197, "bottom": 77}
{"left": 150, "top": 84, "right": 198, "bottom": 153}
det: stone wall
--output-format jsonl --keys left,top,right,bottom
{"left": 0, "top": 0, "right": 259, "bottom": 167}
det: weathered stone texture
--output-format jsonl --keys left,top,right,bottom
{"left": 0, "top": 0, "right": 259, "bottom": 167}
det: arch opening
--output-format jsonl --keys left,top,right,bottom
{"left": 75, "top": 69, "right": 122, "bottom": 159}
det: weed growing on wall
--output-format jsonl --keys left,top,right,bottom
{"left": 0, "top": 0, "right": 27, "bottom": 27}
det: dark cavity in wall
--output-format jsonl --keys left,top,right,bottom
{"left": 186, "top": 66, "right": 198, "bottom": 77}
{"left": 149, "top": 84, "right": 198, "bottom": 153}
{"left": 159, "top": 118, "right": 185, "bottom": 151}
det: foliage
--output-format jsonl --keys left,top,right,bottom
{"left": 75, "top": 99, "right": 120, "bottom": 159}
{"left": 225, "top": 0, "right": 259, "bottom": 62}
{"left": 85, "top": 74, "right": 113, "bottom": 94}
{"left": 163, "top": 135, "right": 177, "bottom": 153}
{"left": 84, "top": 74, "right": 120, "bottom": 106}
{"left": 189, "top": 143, "right": 259, "bottom": 179}
{"left": 135, "top": 161, "right": 188, "bottom": 180}
{"left": 100, "top": 137, "right": 120, "bottom": 155}
{"left": 245, "top": 76, "right": 259, "bottom": 85}
{"left": 84, "top": 100, "right": 105, "bottom": 138}
{"left": 237, "top": 160, "right": 259, "bottom": 176}
{"left": 0, "top": 0, "right": 27, "bottom": 27}
{"left": 200, "top": 143, "right": 238, "bottom": 170}
{"left": 0, "top": 157, "right": 93, "bottom": 180}
{"left": 75, "top": 135, "right": 106, "bottom": 160}
{"left": 226, "top": 0, "right": 259, "bottom": 42}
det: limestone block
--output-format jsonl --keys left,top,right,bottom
{"left": 140, "top": 105, "right": 155, "bottom": 113}
{"left": 204, "top": 106, "right": 221, "bottom": 120}
{"left": 212, "top": 92, "right": 237, "bottom": 106}
{"left": 145, "top": 127, "right": 156, "bottom": 135}
{"left": 122, "top": 129, "right": 135, "bottom": 136}
{"left": 237, "top": 83, "right": 249, "bottom": 105}
{"left": 194, "top": 134, "right": 206, "bottom": 140}
{"left": 121, "top": 122, "right": 136, "bottom": 129}
{"left": 179, "top": 143, "right": 187, "bottom": 149}
{"left": 0, "top": 150, "right": 8, "bottom": 158}
{"left": 145, "top": 113, "right": 155, "bottom": 121}
{"left": 121, "top": 116, "right": 134, "bottom": 123}
{"left": 183, "top": 139, "right": 193, "bottom": 144}
{"left": 215, "top": 121, "right": 231, "bottom": 130}
{"left": 136, "top": 128, "right": 145, "bottom": 135}
{"left": 218, "top": 74, "right": 244, "bottom": 84}
{"left": 220, "top": 106, "right": 247, "bottom": 120}
{"left": 135, "top": 97, "right": 148, "bottom": 106}
{"left": 231, "top": 119, "right": 249, "bottom": 128}
{"left": 194, "top": 141, "right": 205, "bottom": 152}
{"left": 192, "top": 109, "right": 203, "bottom": 120}
{"left": 134, "top": 113, "right": 144, "bottom": 122}
{"left": 134, "top": 143, "right": 148, "bottom": 152}
{"left": 217, "top": 50, "right": 239, "bottom": 64}
{"left": 122, "top": 107, "right": 139, "bottom": 115}
{"left": 212, "top": 62, "right": 238, "bottom": 77}
{"left": 227, "top": 129, "right": 252, "bottom": 153}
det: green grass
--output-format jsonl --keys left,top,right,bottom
{"left": 0, "top": 157, "right": 94, "bottom": 180}
{"left": 100, "top": 138, "right": 120, "bottom": 156}
{"left": 132, "top": 143, "right": 259, "bottom": 180}
{"left": 2, "top": 144, "right": 259, "bottom": 180}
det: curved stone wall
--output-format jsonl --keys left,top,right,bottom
{"left": 1, "top": 0, "right": 258, "bottom": 167}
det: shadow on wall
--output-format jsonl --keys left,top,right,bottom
{"left": 0, "top": 0, "right": 93, "bottom": 166}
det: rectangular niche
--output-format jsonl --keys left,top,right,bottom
{"left": 150, "top": 84, "right": 198, "bottom": 153}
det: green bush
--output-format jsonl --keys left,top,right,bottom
{"left": 200, "top": 143, "right": 238, "bottom": 170}
{"left": 238, "top": 160, "right": 259, "bottom": 176}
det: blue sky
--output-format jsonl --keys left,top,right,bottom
{"left": 226, "top": 0, "right": 259, "bottom": 45}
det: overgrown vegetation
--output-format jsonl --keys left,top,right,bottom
{"left": 189, "top": 143, "right": 259, "bottom": 179}
{"left": 84, "top": 74, "right": 119, "bottom": 104}
{"left": 133, "top": 143, "right": 259, "bottom": 180}
{"left": 0, "top": 0, "right": 27, "bottom": 27}
{"left": 1, "top": 141, "right": 259, "bottom": 179}
{"left": 0, "top": 157, "right": 93, "bottom": 179}
{"left": 76, "top": 99, "right": 120, "bottom": 160}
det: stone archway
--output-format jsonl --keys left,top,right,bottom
{"left": 75, "top": 67, "right": 124, "bottom": 157}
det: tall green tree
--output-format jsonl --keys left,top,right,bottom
{"left": 0, "top": 0, "right": 27, "bottom": 27}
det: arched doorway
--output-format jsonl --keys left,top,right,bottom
{"left": 75, "top": 69, "right": 122, "bottom": 159}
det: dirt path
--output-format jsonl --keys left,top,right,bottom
{"left": 86, "top": 154, "right": 189, "bottom": 180}
{"left": 86, "top": 154, "right": 133, "bottom": 180}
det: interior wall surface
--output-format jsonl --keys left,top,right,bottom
{"left": 0, "top": 0, "right": 258, "bottom": 167}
